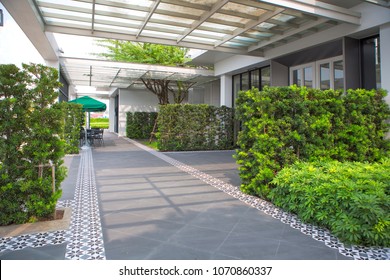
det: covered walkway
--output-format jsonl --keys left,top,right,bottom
{"left": 0, "top": 132, "right": 388, "bottom": 260}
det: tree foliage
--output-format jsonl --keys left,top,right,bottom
{"left": 97, "top": 40, "right": 190, "bottom": 66}
{"left": 97, "top": 40, "right": 194, "bottom": 104}
{"left": 0, "top": 63, "right": 67, "bottom": 225}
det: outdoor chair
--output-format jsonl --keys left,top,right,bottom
{"left": 86, "top": 129, "right": 94, "bottom": 146}
{"left": 92, "top": 128, "right": 104, "bottom": 146}
{"left": 79, "top": 127, "right": 86, "bottom": 146}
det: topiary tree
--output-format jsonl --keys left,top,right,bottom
{"left": 0, "top": 63, "right": 67, "bottom": 225}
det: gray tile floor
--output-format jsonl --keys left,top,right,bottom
{"left": 1, "top": 132, "right": 388, "bottom": 260}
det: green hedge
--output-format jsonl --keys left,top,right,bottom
{"left": 57, "top": 102, "right": 83, "bottom": 154}
{"left": 235, "top": 86, "right": 390, "bottom": 198}
{"left": 157, "top": 104, "right": 234, "bottom": 151}
{"left": 0, "top": 63, "right": 67, "bottom": 225}
{"left": 126, "top": 112, "right": 158, "bottom": 139}
{"left": 270, "top": 160, "right": 390, "bottom": 247}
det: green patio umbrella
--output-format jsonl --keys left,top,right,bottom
{"left": 69, "top": 96, "right": 107, "bottom": 144}
{"left": 69, "top": 96, "right": 106, "bottom": 112}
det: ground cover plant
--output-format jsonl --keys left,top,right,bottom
{"left": 270, "top": 160, "right": 390, "bottom": 246}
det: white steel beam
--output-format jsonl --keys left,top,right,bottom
{"left": 136, "top": 0, "right": 161, "bottom": 38}
{"left": 60, "top": 57, "right": 215, "bottom": 76}
{"left": 248, "top": 18, "right": 329, "bottom": 52}
{"left": 214, "top": 7, "right": 284, "bottom": 47}
{"left": 46, "top": 25, "right": 261, "bottom": 55}
{"left": 363, "top": 0, "right": 390, "bottom": 8}
{"left": 256, "top": 0, "right": 361, "bottom": 24}
{"left": 176, "top": 0, "right": 230, "bottom": 43}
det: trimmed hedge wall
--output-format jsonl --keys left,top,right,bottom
{"left": 126, "top": 111, "right": 158, "bottom": 139}
{"left": 58, "top": 102, "right": 84, "bottom": 154}
{"left": 235, "top": 86, "right": 390, "bottom": 246}
{"left": 235, "top": 86, "right": 390, "bottom": 198}
{"left": 0, "top": 63, "right": 67, "bottom": 225}
{"left": 157, "top": 104, "right": 234, "bottom": 151}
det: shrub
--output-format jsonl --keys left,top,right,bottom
{"left": 235, "top": 86, "right": 390, "bottom": 198}
{"left": 156, "top": 104, "right": 234, "bottom": 151}
{"left": 126, "top": 112, "right": 158, "bottom": 139}
{"left": 270, "top": 160, "right": 390, "bottom": 247}
{"left": 57, "top": 102, "right": 84, "bottom": 154}
{"left": 0, "top": 63, "right": 66, "bottom": 225}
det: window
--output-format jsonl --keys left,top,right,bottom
{"left": 304, "top": 66, "right": 313, "bottom": 88}
{"left": 361, "top": 36, "right": 381, "bottom": 89}
{"left": 290, "top": 63, "right": 315, "bottom": 88}
{"left": 232, "top": 66, "right": 270, "bottom": 106}
{"left": 319, "top": 63, "right": 330, "bottom": 90}
{"left": 261, "top": 67, "right": 270, "bottom": 87}
{"left": 251, "top": 69, "right": 260, "bottom": 89}
{"left": 241, "top": 72, "right": 249, "bottom": 91}
{"left": 290, "top": 56, "right": 344, "bottom": 90}
{"left": 333, "top": 60, "right": 344, "bottom": 90}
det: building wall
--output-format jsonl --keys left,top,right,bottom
{"left": 115, "top": 87, "right": 159, "bottom": 136}
{"left": 381, "top": 23, "right": 390, "bottom": 105}
{"left": 189, "top": 80, "right": 220, "bottom": 106}
{"left": 215, "top": 2, "right": 390, "bottom": 98}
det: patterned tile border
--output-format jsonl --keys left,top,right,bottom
{"left": 0, "top": 147, "right": 106, "bottom": 260}
{"left": 126, "top": 138, "right": 390, "bottom": 260}
{"left": 65, "top": 147, "right": 105, "bottom": 260}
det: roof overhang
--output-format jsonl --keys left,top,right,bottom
{"left": 60, "top": 56, "right": 217, "bottom": 89}
{"left": 2, "top": 0, "right": 389, "bottom": 89}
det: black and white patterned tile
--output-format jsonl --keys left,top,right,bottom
{"left": 0, "top": 148, "right": 105, "bottom": 260}
{"left": 65, "top": 147, "right": 105, "bottom": 260}
{"left": 127, "top": 138, "right": 390, "bottom": 260}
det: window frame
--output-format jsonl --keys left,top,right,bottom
{"left": 289, "top": 55, "right": 344, "bottom": 90}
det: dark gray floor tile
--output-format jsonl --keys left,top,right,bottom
{"left": 103, "top": 229, "right": 162, "bottom": 260}
{"left": 146, "top": 243, "right": 213, "bottom": 260}
{"left": 102, "top": 213, "right": 185, "bottom": 243}
{"left": 216, "top": 233, "right": 280, "bottom": 259}
{"left": 168, "top": 225, "right": 230, "bottom": 253}
{"left": 275, "top": 241, "right": 351, "bottom": 260}
{"left": 0, "top": 244, "right": 66, "bottom": 260}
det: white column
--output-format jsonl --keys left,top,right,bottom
{"left": 380, "top": 23, "right": 390, "bottom": 105}
{"left": 220, "top": 74, "right": 232, "bottom": 107}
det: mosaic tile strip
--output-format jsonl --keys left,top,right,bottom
{"left": 65, "top": 147, "right": 106, "bottom": 260}
{"left": 0, "top": 200, "right": 74, "bottom": 253}
{"left": 127, "top": 138, "right": 390, "bottom": 260}
{"left": 0, "top": 147, "right": 106, "bottom": 260}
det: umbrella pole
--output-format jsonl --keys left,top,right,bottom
{"left": 82, "top": 111, "right": 91, "bottom": 150}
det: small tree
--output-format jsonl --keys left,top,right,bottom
{"left": 0, "top": 63, "right": 67, "bottom": 225}
{"left": 97, "top": 40, "right": 193, "bottom": 105}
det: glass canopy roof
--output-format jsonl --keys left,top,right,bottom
{"left": 59, "top": 57, "right": 217, "bottom": 89}
{"left": 34, "top": 0, "right": 367, "bottom": 56}
{"left": 7, "top": 0, "right": 389, "bottom": 90}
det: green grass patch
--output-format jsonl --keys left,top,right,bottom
{"left": 90, "top": 118, "right": 109, "bottom": 129}
{"left": 137, "top": 139, "right": 159, "bottom": 150}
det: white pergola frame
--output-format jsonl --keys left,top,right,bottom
{"left": 1, "top": 0, "right": 389, "bottom": 90}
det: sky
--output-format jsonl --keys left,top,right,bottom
{"left": 0, "top": 3, "right": 45, "bottom": 66}
{"left": 0, "top": 3, "right": 107, "bottom": 66}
